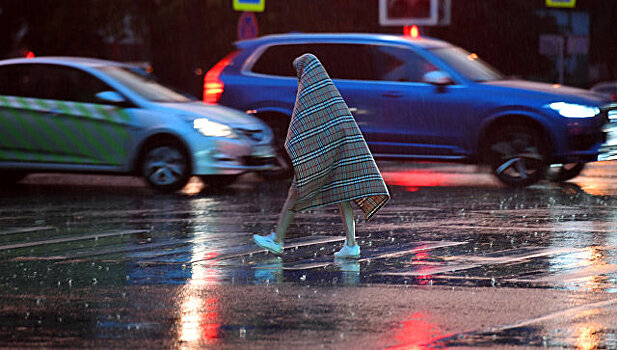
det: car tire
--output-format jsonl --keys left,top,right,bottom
{"left": 545, "top": 163, "right": 585, "bottom": 182}
{"left": 140, "top": 140, "right": 190, "bottom": 192}
{"left": 485, "top": 123, "right": 548, "bottom": 187}
{"left": 200, "top": 175, "right": 238, "bottom": 189}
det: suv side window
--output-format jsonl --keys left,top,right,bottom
{"left": 251, "top": 44, "right": 305, "bottom": 77}
{"left": 251, "top": 43, "right": 376, "bottom": 80}
{"left": 373, "top": 45, "right": 438, "bottom": 83}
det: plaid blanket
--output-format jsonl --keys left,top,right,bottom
{"left": 284, "top": 53, "right": 389, "bottom": 221}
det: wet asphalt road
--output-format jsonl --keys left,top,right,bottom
{"left": 1, "top": 161, "right": 617, "bottom": 349}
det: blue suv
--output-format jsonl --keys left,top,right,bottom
{"left": 205, "top": 33, "right": 616, "bottom": 186}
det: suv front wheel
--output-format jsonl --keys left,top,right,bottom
{"left": 485, "top": 123, "right": 548, "bottom": 187}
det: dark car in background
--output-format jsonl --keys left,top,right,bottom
{"left": 204, "top": 33, "right": 617, "bottom": 187}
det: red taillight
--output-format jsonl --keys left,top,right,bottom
{"left": 404, "top": 25, "right": 420, "bottom": 39}
{"left": 203, "top": 51, "right": 239, "bottom": 104}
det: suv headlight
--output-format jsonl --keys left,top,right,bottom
{"left": 548, "top": 102, "right": 600, "bottom": 118}
{"left": 193, "top": 118, "right": 236, "bottom": 138}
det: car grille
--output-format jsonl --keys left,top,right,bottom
{"left": 236, "top": 128, "right": 265, "bottom": 142}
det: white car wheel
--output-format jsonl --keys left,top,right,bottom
{"left": 141, "top": 143, "right": 190, "bottom": 192}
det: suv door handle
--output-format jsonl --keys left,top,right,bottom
{"left": 382, "top": 91, "right": 403, "bottom": 98}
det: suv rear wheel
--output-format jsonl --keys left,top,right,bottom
{"left": 485, "top": 123, "right": 548, "bottom": 187}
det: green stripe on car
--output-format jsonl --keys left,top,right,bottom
{"left": 0, "top": 95, "right": 29, "bottom": 159}
{"left": 55, "top": 100, "right": 116, "bottom": 164}
{"left": 73, "top": 102, "right": 123, "bottom": 164}
{"left": 13, "top": 97, "right": 47, "bottom": 162}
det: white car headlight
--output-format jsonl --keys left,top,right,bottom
{"left": 193, "top": 118, "right": 236, "bottom": 138}
{"left": 548, "top": 102, "right": 600, "bottom": 118}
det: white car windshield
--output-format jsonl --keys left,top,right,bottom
{"left": 97, "top": 66, "right": 194, "bottom": 102}
{"left": 429, "top": 46, "right": 504, "bottom": 82}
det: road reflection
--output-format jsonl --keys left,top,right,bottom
{"left": 381, "top": 166, "right": 500, "bottom": 191}
{"left": 177, "top": 255, "right": 220, "bottom": 347}
{"left": 380, "top": 161, "right": 617, "bottom": 198}
{"left": 573, "top": 161, "right": 617, "bottom": 196}
{"left": 386, "top": 311, "right": 447, "bottom": 350}
{"left": 574, "top": 319, "right": 601, "bottom": 350}
{"left": 176, "top": 196, "right": 224, "bottom": 347}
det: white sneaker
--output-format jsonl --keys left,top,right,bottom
{"left": 265, "top": 231, "right": 276, "bottom": 240}
{"left": 253, "top": 233, "right": 283, "bottom": 255}
{"left": 334, "top": 244, "right": 360, "bottom": 259}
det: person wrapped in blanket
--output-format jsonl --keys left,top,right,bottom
{"left": 253, "top": 53, "right": 390, "bottom": 259}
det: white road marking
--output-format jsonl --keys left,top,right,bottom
{"left": 0, "top": 226, "right": 56, "bottom": 236}
{"left": 489, "top": 297, "right": 617, "bottom": 332}
{"left": 282, "top": 241, "right": 469, "bottom": 270}
{"left": 0, "top": 229, "right": 148, "bottom": 251}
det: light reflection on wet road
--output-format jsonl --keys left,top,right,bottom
{"left": 1, "top": 161, "right": 617, "bottom": 348}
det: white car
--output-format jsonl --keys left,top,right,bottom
{"left": 0, "top": 57, "right": 276, "bottom": 191}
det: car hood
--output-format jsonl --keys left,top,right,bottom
{"left": 483, "top": 80, "right": 608, "bottom": 105}
{"left": 159, "top": 101, "right": 266, "bottom": 129}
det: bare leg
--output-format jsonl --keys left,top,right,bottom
{"left": 337, "top": 201, "right": 356, "bottom": 247}
{"left": 274, "top": 183, "right": 297, "bottom": 243}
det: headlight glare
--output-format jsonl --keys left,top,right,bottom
{"left": 548, "top": 102, "right": 599, "bottom": 118}
{"left": 193, "top": 118, "right": 235, "bottom": 138}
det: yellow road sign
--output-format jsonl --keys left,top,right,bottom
{"left": 546, "top": 0, "right": 575, "bottom": 8}
{"left": 233, "top": 0, "right": 265, "bottom": 12}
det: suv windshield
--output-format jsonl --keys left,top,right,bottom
{"left": 429, "top": 46, "right": 503, "bottom": 82}
{"left": 96, "top": 66, "right": 193, "bottom": 102}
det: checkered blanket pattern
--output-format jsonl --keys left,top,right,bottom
{"left": 284, "top": 53, "right": 389, "bottom": 221}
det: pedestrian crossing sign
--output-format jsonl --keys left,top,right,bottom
{"left": 546, "top": 0, "right": 575, "bottom": 8}
{"left": 233, "top": 0, "right": 265, "bottom": 12}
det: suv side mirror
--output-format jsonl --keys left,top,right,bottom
{"left": 422, "top": 71, "right": 453, "bottom": 86}
{"left": 96, "top": 91, "right": 126, "bottom": 104}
